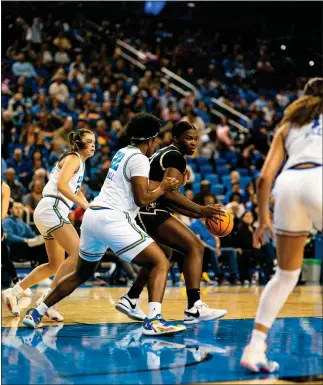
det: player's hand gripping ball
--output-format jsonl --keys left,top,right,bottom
{"left": 206, "top": 210, "right": 234, "bottom": 237}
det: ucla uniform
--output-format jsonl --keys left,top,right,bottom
{"left": 79, "top": 145, "right": 154, "bottom": 263}
{"left": 273, "top": 115, "right": 322, "bottom": 234}
{"left": 34, "top": 152, "right": 84, "bottom": 240}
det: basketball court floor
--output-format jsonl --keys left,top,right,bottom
{"left": 2, "top": 284, "right": 322, "bottom": 384}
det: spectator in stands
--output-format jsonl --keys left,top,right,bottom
{"left": 90, "top": 160, "right": 111, "bottom": 191}
{"left": 54, "top": 116, "right": 74, "bottom": 146}
{"left": 12, "top": 53, "right": 37, "bottom": 78}
{"left": 189, "top": 218, "right": 228, "bottom": 285}
{"left": 234, "top": 211, "right": 265, "bottom": 284}
{"left": 6, "top": 148, "right": 30, "bottom": 184}
{"left": 53, "top": 31, "right": 72, "bottom": 50}
{"left": 182, "top": 108, "right": 206, "bottom": 134}
{"left": 193, "top": 180, "right": 212, "bottom": 205}
{"left": 90, "top": 143, "right": 110, "bottom": 168}
{"left": 230, "top": 170, "right": 240, "bottom": 184}
{"left": 54, "top": 47, "right": 70, "bottom": 65}
{"left": 2, "top": 201, "right": 47, "bottom": 266}
{"left": 23, "top": 180, "right": 44, "bottom": 217}
{"left": 4, "top": 168, "right": 24, "bottom": 202}
{"left": 216, "top": 117, "right": 234, "bottom": 150}
{"left": 226, "top": 193, "right": 245, "bottom": 218}
{"left": 276, "top": 88, "right": 290, "bottom": 107}
{"left": 49, "top": 74, "right": 69, "bottom": 103}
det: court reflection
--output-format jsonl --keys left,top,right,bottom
{"left": 2, "top": 317, "right": 322, "bottom": 384}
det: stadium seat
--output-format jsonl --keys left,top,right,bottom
{"left": 214, "top": 158, "right": 227, "bottom": 166}
{"left": 211, "top": 184, "right": 224, "bottom": 195}
{"left": 224, "top": 151, "right": 237, "bottom": 161}
{"left": 189, "top": 164, "right": 198, "bottom": 172}
{"left": 204, "top": 174, "right": 219, "bottom": 185}
{"left": 240, "top": 176, "right": 252, "bottom": 189}
{"left": 221, "top": 175, "right": 231, "bottom": 188}
{"left": 196, "top": 157, "right": 210, "bottom": 166}
{"left": 216, "top": 166, "right": 230, "bottom": 176}
{"left": 236, "top": 168, "right": 249, "bottom": 177}
{"left": 194, "top": 173, "right": 202, "bottom": 184}
{"left": 192, "top": 183, "right": 201, "bottom": 195}
{"left": 8, "top": 143, "right": 24, "bottom": 155}
{"left": 200, "top": 164, "right": 213, "bottom": 176}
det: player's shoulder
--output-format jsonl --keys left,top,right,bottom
{"left": 163, "top": 145, "right": 185, "bottom": 159}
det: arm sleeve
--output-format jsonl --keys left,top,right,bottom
{"left": 3, "top": 219, "right": 26, "bottom": 243}
{"left": 127, "top": 154, "right": 150, "bottom": 179}
{"left": 162, "top": 151, "right": 186, "bottom": 174}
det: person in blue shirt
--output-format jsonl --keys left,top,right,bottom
{"left": 189, "top": 218, "right": 240, "bottom": 284}
{"left": 6, "top": 148, "right": 31, "bottom": 184}
{"left": 2, "top": 201, "right": 47, "bottom": 266}
{"left": 12, "top": 53, "right": 37, "bottom": 78}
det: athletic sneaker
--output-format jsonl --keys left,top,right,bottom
{"left": 2, "top": 288, "right": 20, "bottom": 317}
{"left": 22, "top": 287, "right": 33, "bottom": 297}
{"left": 184, "top": 300, "right": 227, "bottom": 324}
{"left": 240, "top": 344, "right": 279, "bottom": 373}
{"left": 142, "top": 314, "right": 186, "bottom": 336}
{"left": 23, "top": 308, "right": 44, "bottom": 329}
{"left": 36, "top": 295, "right": 64, "bottom": 322}
{"left": 115, "top": 294, "right": 146, "bottom": 321}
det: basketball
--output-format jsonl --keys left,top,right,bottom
{"left": 206, "top": 211, "right": 234, "bottom": 237}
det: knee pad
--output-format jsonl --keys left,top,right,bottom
{"left": 273, "top": 267, "right": 301, "bottom": 292}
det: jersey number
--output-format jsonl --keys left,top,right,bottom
{"left": 110, "top": 151, "right": 125, "bottom": 171}
{"left": 74, "top": 176, "right": 83, "bottom": 194}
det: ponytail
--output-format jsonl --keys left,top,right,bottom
{"left": 68, "top": 129, "right": 93, "bottom": 152}
{"left": 279, "top": 95, "right": 323, "bottom": 128}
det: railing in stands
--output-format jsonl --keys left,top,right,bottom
{"left": 116, "top": 39, "right": 249, "bottom": 133}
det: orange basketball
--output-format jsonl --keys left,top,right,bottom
{"left": 206, "top": 211, "right": 234, "bottom": 237}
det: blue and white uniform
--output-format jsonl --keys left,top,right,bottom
{"left": 34, "top": 152, "right": 84, "bottom": 239}
{"left": 273, "top": 115, "right": 322, "bottom": 233}
{"left": 79, "top": 145, "right": 154, "bottom": 263}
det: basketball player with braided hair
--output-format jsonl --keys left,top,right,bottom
{"left": 3, "top": 128, "right": 95, "bottom": 321}
{"left": 241, "top": 78, "right": 323, "bottom": 372}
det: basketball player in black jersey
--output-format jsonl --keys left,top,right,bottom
{"left": 116, "top": 121, "right": 228, "bottom": 324}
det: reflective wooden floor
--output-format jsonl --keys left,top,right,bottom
{"left": 2, "top": 285, "right": 322, "bottom": 384}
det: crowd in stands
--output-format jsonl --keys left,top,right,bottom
{"left": 1, "top": 4, "right": 320, "bottom": 286}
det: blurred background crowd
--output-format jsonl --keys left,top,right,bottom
{"left": 1, "top": 1, "right": 322, "bottom": 287}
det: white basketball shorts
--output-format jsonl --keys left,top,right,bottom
{"left": 34, "top": 196, "right": 71, "bottom": 240}
{"left": 79, "top": 206, "right": 154, "bottom": 263}
{"left": 272, "top": 166, "right": 322, "bottom": 234}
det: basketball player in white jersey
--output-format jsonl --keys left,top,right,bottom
{"left": 23, "top": 113, "right": 186, "bottom": 336}
{"left": 241, "top": 78, "right": 323, "bottom": 372}
{"left": 3, "top": 129, "right": 95, "bottom": 321}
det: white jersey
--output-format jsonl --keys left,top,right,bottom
{"left": 91, "top": 145, "right": 150, "bottom": 220}
{"left": 42, "top": 152, "right": 85, "bottom": 208}
{"left": 283, "top": 115, "right": 322, "bottom": 171}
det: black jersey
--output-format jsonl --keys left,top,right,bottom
{"left": 139, "top": 144, "right": 186, "bottom": 214}
{"left": 149, "top": 144, "right": 186, "bottom": 182}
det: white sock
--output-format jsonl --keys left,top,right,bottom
{"left": 11, "top": 284, "right": 24, "bottom": 298}
{"left": 255, "top": 267, "right": 300, "bottom": 329}
{"left": 250, "top": 329, "right": 267, "bottom": 349}
{"left": 36, "top": 302, "right": 49, "bottom": 316}
{"left": 148, "top": 302, "right": 162, "bottom": 318}
{"left": 44, "top": 287, "right": 52, "bottom": 298}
